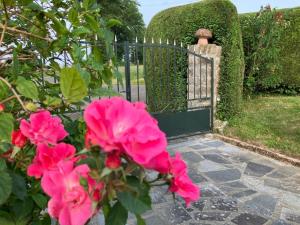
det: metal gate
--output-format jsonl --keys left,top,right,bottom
{"left": 113, "top": 40, "right": 214, "bottom": 138}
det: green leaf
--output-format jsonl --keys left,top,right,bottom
{"left": 16, "top": 77, "right": 39, "bottom": 100}
{"left": 72, "top": 27, "right": 92, "bottom": 37}
{"left": 0, "top": 211, "right": 15, "bottom": 225}
{"left": 0, "top": 159, "right": 6, "bottom": 171}
{"left": 68, "top": 8, "right": 79, "bottom": 26}
{"left": 45, "top": 12, "right": 68, "bottom": 35}
{"left": 117, "top": 177, "right": 151, "bottom": 215}
{"left": 100, "top": 167, "right": 112, "bottom": 178}
{"left": 83, "top": 0, "right": 96, "bottom": 10}
{"left": 0, "top": 113, "right": 14, "bottom": 142}
{"left": 43, "top": 96, "right": 62, "bottom": 107}
{"left": 32, "top": 193, "right": 48, "bottom": 209}
{"left": 11, "top": 197, "right": 34, "bottom": 222}
{"left": 117, "top": 191, "right": 151, "bottom": 215}
{"left": 102, "top": 67, "right": 113, "bottom": 86}
{"left": 136, "top": 214, "right": 146, "bottom": 225}
{"left": 0, "top": 143, "right": 11, "bottom": 154}
{"left": 107, "top": 19, "right": 123, "bottom": 28}
{"left": 60, "top": 67, "right": 87, "bottom": 103}
{"left": 0, "top": 170, "right": 12, "bottom": 205}
{"left": 85, "top": 14, "right": 99, "bottom": 32}
{"left": 106, "top": 201, "right": 128, "bottom": 225}
{"left": 11, "top": 173, "right": 27, "bottom": 200}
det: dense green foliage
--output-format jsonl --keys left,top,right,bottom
{"left": 240, "top": 6, "right": 300, "bottom": 95}
{"left": 99, "top": 0, "right": 145, "bottom": 42}
{"left": 0, "top": 0, "right": 119, "bottom": 223}
{"left": 146, "top": 0, "right": 245, "bottom": 119}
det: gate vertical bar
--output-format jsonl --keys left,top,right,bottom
{"left": 124, "top": 41, "right": 131, "bottom": 101}
{"left": 210, "top": 58, "right": 215, "bottom": 131}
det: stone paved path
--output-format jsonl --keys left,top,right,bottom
{"left": 131, "top": 136, "right": 300, "bottom": 225}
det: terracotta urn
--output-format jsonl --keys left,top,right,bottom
{"left": 195, "top": 28, "right": 212, "bottom": 46}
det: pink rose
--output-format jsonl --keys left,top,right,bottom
{"left": 169, "top": 153, "right": 200, "bottom": 206}
{"left": 105, "top": 151, "right": 121, "bottom": 169}
{"left": 11, "top": 130, "right": 28, "bottom": 148}
{"left": 27, "top": 143, "right": 76, "bottom": 179}
{"left": 42, "top": 163, "right": 94, "bottom": 225}
{"left": 143, "top": 151, "right": 171, "bottom": 174}
{"left": 169, "top": 153, "right": 187, "bottom": 177}
{"left": 87, "top": 177, "right": 105, "bottom": 202}
{"left": 20, "top": 110, "right": 68, "bottom": 145}
{"left": 84, "top": 128, "right": 98, "bottom": 149}
{"left": 169, "top": 174, "right": 200, "bottom": 207}
{"left": 84, "top": 97, "right": 167, "bottom": 164}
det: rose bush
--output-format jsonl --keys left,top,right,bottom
{"left": 0, "top": 1, "right": 200, "bottom": 224}
{"left": 1, "top": 97, "right": 200, "bottom": 225}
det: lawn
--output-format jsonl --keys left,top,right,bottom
{"left": 224, "top": 95, "right": 300, "bottom": 159}
{"left": 114, "top": 64, "right": 145, "bottom": 85}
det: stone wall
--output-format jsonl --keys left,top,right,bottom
{"left": 188, "top": 44, "right": 222, "bottom": 116}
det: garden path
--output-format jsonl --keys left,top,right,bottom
{"left": 90, "top": 136, "right": 300, "bottom": 225}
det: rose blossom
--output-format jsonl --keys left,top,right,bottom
{"left": 169, "top": 153, "right": 200, "bottom": 206}
{"left": 105, "top": 151, "right": 121, "bottom": 169}
{"left": 169, "top": 174, "right": 200, "bottom": 207}
{"left": 12, "top": 130, "right": 28, "bottom": 148}
{"left": 20, "top": 110, "right": 68, "bottom": 145}
{"left": 0, "top": 104, "right": 4, "bottom": 112}
{"left": 143, "top": 151, "right": 171, "bottom": 174}
{"left": 27, "top": 143, "right": 77, "bottom": 179}
{"left": 42, "top": 162, "right": 95, "bottom": 225}
{"left": 84, "top": 97, "right": 167, "bottom": 165}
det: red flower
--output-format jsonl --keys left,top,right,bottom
{"left": 169, "top": 153, "right": 200, "bottom": 206}
{"left": 20, "top": 110, "right": 68, "bottom": 145}
{"left": 27, "top": 143, "right": 77, "bottom": 179}
{"left": 105, "top": 151, "right": 121, "bottom": 169}
{"left": 0, "top": 104, "right": 4, "bottom": 112}
{"left": 12, "top": 130, "right": 28, "bottom": 148}
{"left": 169, "top": 174, "right": 200, "bottom": 207}
{"left": 84, "top": 97, "right": 167, "bottom": 165}
{"left": 41, "top": 162, "right": 94, "bottom": 225}
{"left": 143, "top": 151, "right": 171, "bottom": 174}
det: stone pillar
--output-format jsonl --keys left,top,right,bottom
{"left": 188, "top": 29, "right": 222, "bottom": 123}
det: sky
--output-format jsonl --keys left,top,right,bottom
{"left": 139, "top": 0, "right": 300, "bottom": 25}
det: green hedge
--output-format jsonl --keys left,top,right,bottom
{"left": 145, "top": 0, "right": 244, "bottom": 119}
{"left": 240, "top": 7, "right": 300, "bottom": 94}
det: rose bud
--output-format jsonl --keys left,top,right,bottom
{"left": 0, "top": 104, "right": 4, "bottom": 112}
{"left": 105, "top": 152, "right": 121, "bottom": 169}
{"left": 12, "top": 130, "right": 28, "bottom": 148}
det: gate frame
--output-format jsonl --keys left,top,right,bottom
{"left": 115, "top": 40, "right": 215, "bottom": 138}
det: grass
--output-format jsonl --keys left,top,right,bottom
{"left": 113, "top": 64, "right": 145, "bottom": 85}
{"left": 224, "top": 95, "right": 300, "bottom": 159}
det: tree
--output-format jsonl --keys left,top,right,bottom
{"left": 99, "top": 0, "right": 145, "bottom": 42}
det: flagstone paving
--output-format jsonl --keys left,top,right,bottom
{"left": 89, "top": 136, "right": 300, "bottom": 225}
{"left": 133, "top": 136, "right": 300, "bottom": 225}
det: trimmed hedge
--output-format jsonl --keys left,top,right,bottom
{"left": 146, "top": 0, "right": 245, "bottom": 119}
{"left": 240, "top": 7, "right": 300, "bottom": 94}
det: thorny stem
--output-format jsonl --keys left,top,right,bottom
{"left": 0, "top": 23, "right": 51, "bottom": 42}
{"left": 0, "top": 95, "right": 16, "bottom": 104}
{"left": 0, "top": 21, "right": 7, "bottom": 47}
{"left": 0, "top": 76, "right": 28, "bottom": 112}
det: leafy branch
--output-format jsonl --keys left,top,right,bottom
{"left": 0, "top": 76, "right": 28, "bottom": 112}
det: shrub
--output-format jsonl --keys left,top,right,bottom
{"left": 146, "top": 0, "right": 245, "bottom": 120}
{"left": 240, "top": 6, "right": 300, "bottom": 94}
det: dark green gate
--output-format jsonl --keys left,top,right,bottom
{"left": 113, "top": 40, "right": 214, "bottom": 138}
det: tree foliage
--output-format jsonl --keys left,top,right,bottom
{"left": 0, "top": 0, "right": 120, "bottom": 223}
{"left": 99, "top": 0, "right": 145, "bottom": 42}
